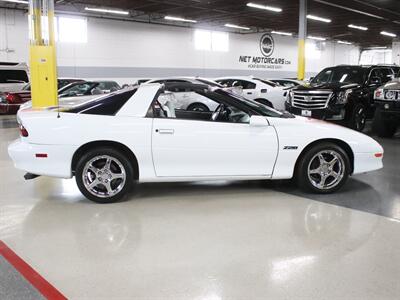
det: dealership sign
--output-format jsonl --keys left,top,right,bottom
{"left": 238, "top": 33, "right": 292, "bottom": 70}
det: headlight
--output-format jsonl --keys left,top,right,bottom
{"left": 286, "top": 91, "right": 293, "bottom": 104}
{"left": 336, "top": 89, "right": 352, "bottom": 104}
{"left": 374, "top": 88, "right": 384, "bottom": 100}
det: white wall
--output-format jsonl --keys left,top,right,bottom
{"left": 0, "top": 8, "right": 360, "bottom": 84}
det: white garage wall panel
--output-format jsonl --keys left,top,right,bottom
{"left": 0, "top": 8, "right": 360, "bottom": 83}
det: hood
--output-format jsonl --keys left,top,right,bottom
{"left": 268, "top": 115, "right": 383, "bottom": 154}
{"left": 295, "top": 82, "right": 360, "bottom": 92}
{"left": 381, "top": 78, "right": 400, "bottom": 90}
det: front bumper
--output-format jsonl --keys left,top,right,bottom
{"left": 8, "top": 139, "right": 76, "bottom": 178}
{"left": 353, "top": 152, "right": 383, "bottom": 175}
{"left": 285, "top": 102, "right": 345, "bottom": 121}
{"left": 375, "top": 100, "right": 400, "bottom": 123}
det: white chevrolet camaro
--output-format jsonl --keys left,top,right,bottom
{"left": 9, "top": 82, "right": 383, "bottom": 203}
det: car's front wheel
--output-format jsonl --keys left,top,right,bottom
{"left": 75, "top": 147, "right": 134, "bottom": 203}
{"left": 296, "top": 142, "right": 350, "bottom": 193}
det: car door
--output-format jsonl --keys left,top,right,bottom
{"left": 150, "top": 92, "right": 278, "bottom": 177}
{"left": 367, "top": 68, "right": 384, "bottom": 105}
{"left": 234, "top": 80, "right": 257, "bottom": 99}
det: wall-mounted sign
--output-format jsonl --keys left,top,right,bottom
{"left": 238, "top": 33, "right": 292, "bottom": 70}
{"left": 260, "top": 34, "right": 274, "bottom": 57}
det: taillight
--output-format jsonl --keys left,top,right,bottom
{"left": 374, "top": 153, "right": 383, "bottom": 158}
{"left": 19, "top": 125, "right": 29, "bottom": 137}
{"left": 6, "top": 93, "right": 22, "bottom": 103}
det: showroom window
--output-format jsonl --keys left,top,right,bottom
{"left": 56, "top": 16, "right": 88, "bottom": 43}
{"left": 194, "top": 29, "right": 229, "bottom": 52}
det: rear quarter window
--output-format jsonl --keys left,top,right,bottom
{"left": 65, "top": 89, "right": 137, "bottom": 115}
{"left": 0, "top": 70, "right": 29, "bottom": 83}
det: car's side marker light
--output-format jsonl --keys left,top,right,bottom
{"left": 374, "top": 153, "right": 383, "bottom": 158}
{"left": 35, "top": 154, "right": 48, "bottom": 158}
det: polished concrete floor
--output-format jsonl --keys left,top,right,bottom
{"left": 1, "top": 115, "right": 400, "bottom": 299}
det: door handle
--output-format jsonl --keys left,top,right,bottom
{"left": 157, "top": 129, "right": 174, "bottom": 134}
{"left": 247, "top": 92, "right": 253, "bottom": 95}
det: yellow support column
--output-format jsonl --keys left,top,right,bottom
{"left": 297, "top": 0, "right": 307, "bottom": 80}
{"left": 29, "top": 0, "right": 58, "bottom": 108}
{"left": 297, "top": 39, "right": 306, "bottom": 80}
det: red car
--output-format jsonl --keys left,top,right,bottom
{"left": 0, "top": 78, "right": 83, "bottom": 114}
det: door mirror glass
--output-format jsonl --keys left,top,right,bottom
{"left": 369, "top": 76, "right": 382, "bottom": 86}
{"left": 249, "top": 115, "right": 269, "bottom": 127}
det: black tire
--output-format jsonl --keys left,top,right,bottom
{"left": 187, "top": 103, "right": 209, "bottom": 112}
{"left": 296, "top": 142, "right": 350, "bottom": 194}
{"left": 347, "top": 103, "right": 367, "bottom": 131}
{"left": 75, "top": 147, "right": 134, "bottom": 203}
{"left": 372, "top": 108, "right": 397, "bottom": 138}
{"left": 254, "top": 98, "right": 273, "bottom": 108}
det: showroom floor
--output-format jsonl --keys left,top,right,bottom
{"left": 1, "top": 115, "right": 400, "bottom": 299}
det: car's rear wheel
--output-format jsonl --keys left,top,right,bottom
{"left": 296, "top": 142, "right": 350, "bottom": 194}
{"left": 75, "top": 147, "right": 134, "bottom": 203}
{"left": 372, "top": 108, "right": 397, "bottom": 138}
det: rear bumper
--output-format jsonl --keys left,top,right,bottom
{"left": 8, "top": 139, "right": 76, "bottom": 178}
{"left": 0, "top": 103, "right": 20, "bottom": 114}
{"left": 375, "top": 101, "right": 400, "bottom": 123}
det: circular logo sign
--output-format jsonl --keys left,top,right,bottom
{"left": 260, "top": 34, "right": 275, "bottom": 57}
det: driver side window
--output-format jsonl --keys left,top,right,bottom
{"left": 151, "top": 91, "right": 250, "bottom": 124}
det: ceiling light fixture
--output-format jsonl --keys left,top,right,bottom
{"left": 164, "top": 16, "right": 197, "bottom": 23}
{"left": 348, "top": 24, "right": 368, "bottom": 31}
{"left": 225, "top": 24, "right": 250, "bottom": 30}
{"left": 84, "top": 7, "right": 129, "bottom": 15}
{"left": 380, "top": 31, "right": 397, "bottom": 37}
{"left": 308, "top": 36, "right": 326, "bottom": 41}
{"left": 367, "top": 46, "right": 388, "bottom": 50}
{"left": 307, "top": 15, "right": 331, "bottom": 23}
{"left": 271, "top": 31, "right": 292, "bottom": 36}
{"left": 337, "top": 40, "right": 352, "bottom": 45}
{"left": 0, "top": 0, "right": 28, "bottom": 4}
{"left": 246, "top": 2, "right": 282, "bottom": 13}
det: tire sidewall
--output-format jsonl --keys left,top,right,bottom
{"left": 75, "top": 147, "right": 134, "bottom": 203}
{"left": 349, "top": 103, "right": 366, "bottom": 131}
{"left": 297, "top": 143, "right": 350, "bottom": 194}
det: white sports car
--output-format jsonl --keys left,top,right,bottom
{"left": 9, "top": 82, "right": 383, "bottom": 203}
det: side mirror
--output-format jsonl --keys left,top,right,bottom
{"left": 249, "top": 115, "right": 269, "bottom": 127}
{"left": 369, "top": 77, "right": 382, "bottom": 86}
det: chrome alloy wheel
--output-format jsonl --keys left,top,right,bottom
{"left": 307, "top": 150, "right": 345, "bottom": 190}
{"left": 82, "top": 155, "right": 126, "bottom": 198}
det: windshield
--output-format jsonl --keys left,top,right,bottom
{"left": 59, "top": 82, "right": 100, "bottom": 97}
{"left": 312, "top": 67, "right": 366, "bottom": 85}
{"left": 253, "top": 78, "right": 278, "bottom": 87}
{"left": 215, "top": 89, "right": 283, "bottom": 118}
{"left": 196, "top": 78, "right": 223, "bottom": 87}
{"left": 97, "top": 81, "right": 121, "bottom": 90}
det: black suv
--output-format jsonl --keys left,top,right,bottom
{"left": 372, "top": 72, "right": 400, "bottom": 137}
{"left": 285, "top": 65, "right": 398, "bottom": 131}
